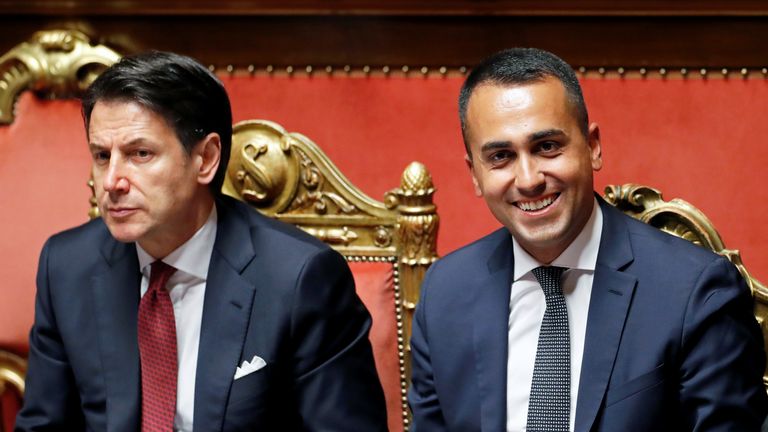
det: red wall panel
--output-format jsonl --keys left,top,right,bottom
{"left": 585, "top": 77, "right": 768, "bottom": 282}
{"left": 2, "top": 75, "right": 766, "bottom": 352}
{"left": 0, "top": 94, "right": 91, "bottom": 353}
{"left": 224, "top": 73, "right": 768, "bottom": 282}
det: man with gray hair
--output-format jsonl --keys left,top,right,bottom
{"left": 17, "top": 51, "right": 387, "bottom": 431}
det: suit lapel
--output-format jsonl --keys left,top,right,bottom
{"left": 193, "top": 200, "right": 258, "bottom": 432}
{"left": 91, "top": 236, "right": 142, "bottom": 432}
{"left": 574, "top": 200, "right": 637, "bottom": 432}
{"left": 473, "top": 231, "right": 514, "bottom": 432}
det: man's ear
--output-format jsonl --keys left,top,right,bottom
{"left": 465, "top": 153, "right": 483, "bottom": 197}
{"left": 588, "top": 122, "right": 603, "bottom": 172}
{"left": 195, "top": 133, "right": 222, "bottom": 185}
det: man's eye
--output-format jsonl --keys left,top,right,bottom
{"left": 538, "top": 141, "right": 560, "bottom": 153}
{"left": 489, "top": 150, "right": 514, "bottom": 163}
{"left": 133, "top": 149, "right": 152, "bottom": 159}
{"left": 93, "top": 151, "right": 110, "bottom": 163}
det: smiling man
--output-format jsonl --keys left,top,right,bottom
{"left": 408, "top": 48, "right": 767, "bottom": 431}
{"left": 16, "top": 51, "right": 386, "bottom": 431}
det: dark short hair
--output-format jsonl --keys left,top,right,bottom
{"left": 82, "top": 51, "right": 232, "bottom": 196}
{"left": 458, "top": 47, "right": 588, "bottom": 154}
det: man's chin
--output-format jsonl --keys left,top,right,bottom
{"left": 111, "top": 234, "right": 143, "bottom": 244}
{"left": 508, "top": 216, "right": 562, "bottom": 240}
{"left": 509, "top": 224, "right": 572, "bottom": 257}
{"left": 104, "top": 223, "right": 145, "bottom": 244}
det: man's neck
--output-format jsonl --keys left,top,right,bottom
{"left": 515, "top": 198, "right": 599, "bottom": 265}
{"left": 140, "top": 195, "right": 215, "bottom": 259}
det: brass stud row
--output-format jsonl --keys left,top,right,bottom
{"left": 345, "top": 255, "right": 395, "bottom": 263}
{"left": 391, "top": 262, "right": 411, "bottom": 430}
{"left": 208, "top": 64, "right": 468, "bottom": 77}
{"left": 209, "top": 64, "right": 768, "bottom": 79}
{"left": 576, "top": 66, "right": 768, "bottom": 79}
{"left": 342, "top": 256, "right": 411, "bottom": 428}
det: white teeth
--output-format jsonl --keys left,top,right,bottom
{"left": 518, "top": 195, "right": 555, "bottom": 211}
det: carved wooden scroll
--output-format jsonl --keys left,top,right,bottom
{"left": 0, "top": 29, "right": 121, "bottom": 124}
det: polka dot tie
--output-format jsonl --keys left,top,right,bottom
{"left": 138, "top": 261, "right": 178, "bottom": 431}
{"left": 526, "top": 266, "right": 569, "bottom": 432}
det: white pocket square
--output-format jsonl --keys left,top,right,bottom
{"left": 234, "top": 355, "right": 267, "bottom": 380}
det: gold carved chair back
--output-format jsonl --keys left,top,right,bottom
{"left": 222, "top": 119, "right": 439, "bottom": 431}
{"left": 0, "top": 28, "right": 121, "bottom": 430}
{"left": 603, "top": 183, "right": 768, "bottom": 388}
{"left": 0, "top": 351, "right": 26, "bottom": 432}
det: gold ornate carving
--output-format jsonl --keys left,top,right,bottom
{"left": 0, "top": 349, "right": 27, "bottom": 398}
{"left": 604, "top": 183, "right": 768, "bottom": 387}
{"left": 389, "top": 162, "right": 439, "bottom": 266}
{"left": 301, "top": 226, "right": 359, "bottom": 245}
{"left": 605, "top": 184, "right": 711, "bottom": 248}
{"left": 0, "top": 29, "right": 121, "bottom": 124}
{"left": 373, "top": 226, "right": 393, "bottom": 248}
{"left": 289, "top": 147, "right": 359, "bottom": 215}
{"left": 87, "top": 178, "right": 100, "bottom": 219}
{"left": 225, "top": 120, "right": 439, "bottom": 430}
{"left": 387, "top": 161, "right": 439, "bottom": 417}
{"left": 223, "top": 120, "right": 396, "bottom": 254}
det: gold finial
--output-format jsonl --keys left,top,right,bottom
{"left": 401, "top": 162, "right": 434, "bottom": 194}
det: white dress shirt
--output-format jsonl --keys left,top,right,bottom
{"left": 506, "top": 199, "right": 603, "bottom": 432}
{"left": 136, "top": 206, "right": 217, "bottom": 432}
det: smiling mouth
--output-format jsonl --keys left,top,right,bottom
{"left": 514, "top": 193, "right": 559, "bottom": 212}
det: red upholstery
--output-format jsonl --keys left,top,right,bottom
{"left": 1, "top": 390, "right": 21, "bottom": 432}
{"left": 0, "top": 93, "right": 89, "bottom": 354}
{"left": 348, "top": 261, "right": 403, "bottom": 432}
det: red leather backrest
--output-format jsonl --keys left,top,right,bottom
{"left": 350, "top": 261, "right": 403, "bottom": 432}
{"left": 0, "top": 93, "right": 90, "bottom": 354}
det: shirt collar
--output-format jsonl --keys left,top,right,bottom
{"left": 512, "top": 197, "right": 603, "bottom": 281}
{"left": 136, "top": 205, "right": 218, "bottom": 280}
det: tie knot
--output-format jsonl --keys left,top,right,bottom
{"left": 531, "top": 266, "right": 566, "bottom": 297}
{"left": 149, "top": 261, "right": 176, "bottom": 293}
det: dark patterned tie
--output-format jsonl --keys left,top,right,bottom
{"left": 526, "top": 266, "right": 569, "bottom": 432}
{"left": 138, "top": 261, "right": 178, "bottom": 431}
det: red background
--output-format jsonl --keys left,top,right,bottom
{"left": 2, "top": 74, "right": 767, "bottom": 352}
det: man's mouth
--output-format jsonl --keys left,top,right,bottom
{"left": 514, "top": 193, "right": 559, "bottom": 212}
{"left": 106, "top": 206, "right": 139, "bottom": 217}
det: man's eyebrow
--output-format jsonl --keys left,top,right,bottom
{"left": 529, "top": 128, "right": 566, "bottom": 141}
{"left": 88, "top": 137, "right": 152, "bottom": 150}
{"left": 479, "top": 141, "right": 512, "bottom": 153}
{"left": 88, "top": 141, "right": 107, "bottom": 151}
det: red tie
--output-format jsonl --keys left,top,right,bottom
{"left": 138, "top": 260, "right": 178, "bottom": 431}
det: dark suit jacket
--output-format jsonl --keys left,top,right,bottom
{"left": 16, "top": 196, "right": 387, "bottom": 431}
{"left": 409, "top": 197, "right": 768, "bottom": 431}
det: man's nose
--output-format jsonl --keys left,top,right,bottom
{"left": 514, "top": 155, "right": 545, "bottom": 194}
{"left": 102, "top": 158, "right": 130, "bottom": 194}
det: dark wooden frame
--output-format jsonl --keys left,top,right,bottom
{"left": 0, "top": 1, "right": 766, "bottom": 69}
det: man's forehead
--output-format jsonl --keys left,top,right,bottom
{"left": 466, "top": 79, "right": 579, "bottom": 132}
{"left": 87, "top": 100, "right": 181, "bottom": 148}
{"left": 89, "top": 100, "right": 168, "bottom": 133}
{"left": 89, "top": 99, "right": 146, "bottom": 125}
{"left": 93, "top": 97, "right": 142, "bottom": 111}
{"left": 470, "top": 78, "right": 567, "bottom": 106}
